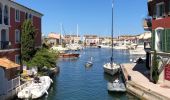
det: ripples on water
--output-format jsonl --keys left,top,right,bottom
{"left": 40, "top": 47, "right": 139, "bottom": 100}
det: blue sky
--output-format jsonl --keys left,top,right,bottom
{"left": 15, "top": 0, "right": 148, "bottom": 37}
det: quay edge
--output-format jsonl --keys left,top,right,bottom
{"left": 120, "top": 64, "right": 170, "bottom": 100}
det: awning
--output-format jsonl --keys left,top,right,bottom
{"left": 0, "top": 58, "right": 20, "bottom": 69}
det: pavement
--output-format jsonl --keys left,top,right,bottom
{"left": 122, "top": 63, "right": 170, "bottom": 99}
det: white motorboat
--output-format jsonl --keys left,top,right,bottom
{"left": 51, "top": 45, "right": 69, "bottom": 53}
{"left": 113, "top": 45, "right": 128, "bottom": 50}
{"left": 128, "top": 44, "right": 146, "bottom": 55}
{"left": 103, "top": 63, "right": 120, "bottom": 75}
{"left": 107, "top": 79, "right": 126, "bottom": 92}
{"left": 18, "top": 76, "right": 53, "bottom": 99}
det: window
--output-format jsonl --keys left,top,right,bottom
{"left": 0, "top": 3, "right": 2, "bottom": 24}
{"left": 25, "top": 12, "right": 28, "bottom": 19}
{"left": 29, "top": 14, "right": 33, "bottom": 20}
{"left": 15, "top": 55, "right": 20, "bottom": 64}
{"left": 156, "top": 2, "right": 165, "bottom": 18}
{"left": 15, "top": 9, "right": 20, "bottom": 22}
{"left": 15, "top": 29, "right": 20, "bottom": 43}
{"left": 4, "top": 5, "right": 8, "bottom": 25}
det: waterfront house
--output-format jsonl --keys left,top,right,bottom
{"left": 0, "top": 0, "right": 43, "bottom": 64}
{"left": 46, "top": 33, "right": 63, "bottom": 46}
{"left": 64, "top": 35, "right": 81, "bottom": 44}
{"left": 148, "top": 0, "right": 170, "bottom": 85}
{"left": 83, "top": 35, "right": 99, "bottom": 46}
{"left": 99, "top": 36, "right": 112, "bottom": 45}
{"left": 0, "top": 58, "right": 20, "bottom": 99}
{"left": 117, "top": 35, "right": 137, "bottom": 46}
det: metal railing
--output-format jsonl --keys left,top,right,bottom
{"left": 7, "top": 76, "right": 20, "bottom": 92}
{"left": 144, "top": 41, "right": 151, "bottom": 50}
{"left": 0, "top": 41, "right": 10, "bottom": 50}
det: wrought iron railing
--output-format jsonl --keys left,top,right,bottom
{"left": 0, "top": 41, "right": 10, "bottom": 50}
{"left": 7, "top": 76, "right": 20, "bottom": 92}
{"left": 144, "top": 41, "right": 151, "bottom": 50}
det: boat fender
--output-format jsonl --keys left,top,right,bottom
{"left": 45, "top": 90, "right": 48, "bottom": 95}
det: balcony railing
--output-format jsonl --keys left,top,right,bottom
{"left": 7, "top": 76, "right": 20, "bottom": 92}
{"left": 0, "top": 41, "right": 10, "bottom": 50}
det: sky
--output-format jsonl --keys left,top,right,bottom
{"left": 15, "top": 0, "right": 148, "bottom": 37}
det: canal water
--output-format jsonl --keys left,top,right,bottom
{"left": 41, "top": 47, "right": 139, "bottom": 100}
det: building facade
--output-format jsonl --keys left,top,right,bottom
{"left": 83, "top": 35, "right": 99, "bottom": 46}
{"left": 64, "top": 35, "right": 81, "bottom": 44}
{"left": 148, "top": 0, "right": 170, "bottom": 84}
{"left": 0, "top": 0, "right": 42, "bottom": 64}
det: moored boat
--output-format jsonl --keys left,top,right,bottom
{"left": 17, "top": 76, "right": 53, "bottom": 99}
{"left": 85, "top": 61, "right": 93, "bottom": 67}
{"left": 103, "top": 63, "right": 120, "bottom": 75}
{"left": 59, "top": 53, "right": 80, "bottom": 58}
{"left": 107, "top": 78, "right": 126, "bottom": 92}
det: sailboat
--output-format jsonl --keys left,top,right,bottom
{"left": 103, "top": 0, "right": 120, "bottom": 76}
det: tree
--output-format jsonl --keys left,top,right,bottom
{"left": 21, "top": 19, "right": 36, "bottom": 62}
{"left": 152, "top": 50, "right": 159, "bottom": 83}
{"left": 26, "top": 48, "right": 58, "bottom": 70}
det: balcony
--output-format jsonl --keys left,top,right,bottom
{"left": 0, "top": 41, "right": 11, "bottom": 50}
{"left": 143, "top": 18, "right": 152, "bottom": 31}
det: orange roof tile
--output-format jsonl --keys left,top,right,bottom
{"left": 0, "top": 58, "right": 20, "bottom": 69}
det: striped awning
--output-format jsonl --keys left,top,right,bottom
{"left": 0, "top": 58, "right": 20, "bottom": 69}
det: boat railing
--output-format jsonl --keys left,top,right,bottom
{"left": 7, "top": 76, "right": 20, "bottom": 92}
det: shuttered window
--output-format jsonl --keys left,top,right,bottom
{"left": 156, "top": 2, "right": 165, "bottom": 18}
{"left": 166, "top": 29, "right": 170, "bottom": 52}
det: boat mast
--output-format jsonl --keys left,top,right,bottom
{"left": 77, "top": 24, "right": 79, "bottom": 37}
{"left": 60, "top": 23, "right": 63, "bottom": 45}
{"left": 111, "top": 0, "right": 114, "bottom": 65}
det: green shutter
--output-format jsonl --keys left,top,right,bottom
{"left": 161, "top": 30, "right": 165, "bottom": 52}
{"left": 166, "top": 29, "right": 170, "bottom": 52}
{"left": 152, "top": 30, "right": 155, "bottom": 51}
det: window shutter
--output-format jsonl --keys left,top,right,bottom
{"left": 152, "top": 30, "right": 155, "bottom": 50}
{"left": 161, "top": 29, "right": 165, "bottom": 52}
{"left": 166, "top": 29, "right": 170, "bottom": 52}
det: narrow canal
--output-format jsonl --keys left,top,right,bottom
{"left": 42, "top": 47, "right": 139, "bottom": 100}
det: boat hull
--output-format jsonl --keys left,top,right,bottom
{"left": 59, "top": 53, "right": 80, "bottom": 58}
{"left": 85, "top": 62, "right": 93, "bottom": 67}
{"left": 103, "top": 63, "right": 120, "bottom": 75}
{"left": 107, "top": 82, "right": 126, "bottom": 92}
{"left": 17, "top": 76, "right": 52, "bottom": 99}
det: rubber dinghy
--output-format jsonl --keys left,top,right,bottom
{"left": 18, "top": 76, "right": 53, "bottom": 99}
